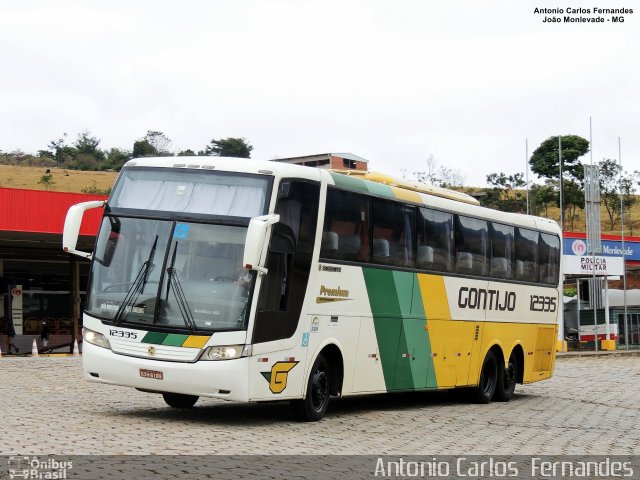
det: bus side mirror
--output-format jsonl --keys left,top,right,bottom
{"left": 243, "top": 214, "right": 280, "bottom": 275}
{"left": 63, "top": 200, "right": 105, "bottom": 259}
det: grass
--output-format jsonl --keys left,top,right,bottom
{"left": 0, "top": 165, "right": 117, "bottom": 194}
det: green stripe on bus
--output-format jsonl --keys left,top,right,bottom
{"left": 142, "top": 332, "right": 167, "bottom": 344}
{"left": 329, "top": 172, "right": 369, "bottom": 192}
{"left": 363, "top": 268, "right": 437, "bottom": 391}
{"left": 364, "top": 181, "right": 394, "bottom": 199}
{"left": 363, "top": 268, "right": 401, "bottom": 315}
{"left": 329, "top": 171, "right": 397, "bottom": 201}
{"left": 392, "top": 270, "right": 414, "bottom": 317}
{"left": 162, "top": 334, "right": 189, "bottom": 347}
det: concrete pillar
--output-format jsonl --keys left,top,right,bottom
{"left": 70, "top": 256, "right": 80, "bottom": 353}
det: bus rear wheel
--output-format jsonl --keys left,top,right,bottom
{"left": 291, "top": 354, "right": 330, "bottom": 422}
{"left": 474, "top": 350, "right": 498, "bottom": 403}
{"left": 495, "top": 351, "right": 518, "bottom": 402}
{"left": 162, "top": 392, "right": 199, "bottom": 409}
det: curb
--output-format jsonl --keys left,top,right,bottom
{"left": 557, "top": 349, "right": 640, "bottom": 358}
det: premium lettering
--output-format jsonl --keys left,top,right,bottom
{"left": 319, "top": 285, "right": 349, "bottom": 298}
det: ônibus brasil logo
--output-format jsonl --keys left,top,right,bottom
{"left": 572, "top": 239, "right": 587, "bottom": 256}
{"left": 8, "top": 456, "right": 73, "bottom": 479}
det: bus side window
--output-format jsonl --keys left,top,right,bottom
{"left": 489, "top": 223, "right": 514, "bottom": 279}
{"left": 321, "top": 188, "right": 370, "bottom": 262}
{"left": 538, "top": 233, "right": 560, "bottom": 284}
{"left": 371, "top": 199, "right": 415, "bottom": 268}
{"left": 455, "top": 216, "right": 488, "bottom": 276}
{"left": 515, "top": 228, "right": 539, "bottom": 282}
{"left": 417, "top": 208, "right": 453, "bottom": 272}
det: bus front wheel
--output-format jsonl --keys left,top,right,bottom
{"left": 162, "top": 392, "right": 199, "bottom": 409}
{"left": 474, "top": 350, "right": 498, "bottom": 404}
{"left": 291, "top": 354, "right": 330, "bottom": 422}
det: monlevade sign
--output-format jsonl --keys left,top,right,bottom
{"left": 563, "top": 237, "right": 640, "bottom": 261}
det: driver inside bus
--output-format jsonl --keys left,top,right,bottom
{"left": 235, "top": 266, "right": 252, "bottom": 289}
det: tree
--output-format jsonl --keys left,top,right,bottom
{"left": 530, "top": 135, "right": 589, "bottom": 228}
{"left": 132, "top": 131, "right": 172, "bottom": 158}
{"left": 132, "top": 139, "right": 157, "bottom": 158}
{"left": 64, "top": 130, "right": 106, "bottom": 169}
{"left": 406, "top": 154, "right": 441, "bottom": 185}
{"left": 482, "top": 172, "right": 527, "bottom": 212}
{"left": 205, "top": 137, "right": 253, "bottom": 158}
{"left": 177, "top": 149, "right": 196, "bottom": 156}
{"left": 598, "top": 158, "right": 622, "bottom": 230}
{"left": 104, "top": 148, "right": 131, "bottom": 170}
{"left": 616, "top": 173, "right": 637, "bottom": 235}
{"left": 74, "top": 130, "right": 101, "bottom": 156}
{"left": 530, "top": 135, "right": 589, "bottom": 182}
{"left": 38, "top": 174, "right": 55, "bottom": 190}
{"left": 48, "top": 133, "right": 68, "bottom": 167}
{"left": 438, "top": 167, "right": 465, "bottom": 188}
{"left": 530, "top": 182, "right": 556, "bottom": 217}
{"left": 402, "top": 155, "right": 465, "bottom": 188}
{"left": 562, "top": 180, "right": 584, "bottom": 231}
{"left": 144, "top": 130, "right": 172, "bottom": 155}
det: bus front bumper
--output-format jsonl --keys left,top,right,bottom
{"left": 82, "top": 341, "right": 250, "bottom": 402}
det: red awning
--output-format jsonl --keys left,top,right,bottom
{"left": 0, "top": 188, "right": 107, "bottom": 236}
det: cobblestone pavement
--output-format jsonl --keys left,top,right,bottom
{"left": 1, "top": 355, "right": 638, "bottom": 455}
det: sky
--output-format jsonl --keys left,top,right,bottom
{"left": 0, "top": 0, "right": 638, "bottom": 187}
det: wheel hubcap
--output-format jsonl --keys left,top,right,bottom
{"left": 311, "top": 368, "right": 328, "bottom": 411}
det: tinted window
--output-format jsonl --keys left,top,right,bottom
{"left": 539, "top": 233, "right": 560, "bottom": 285}
{"left": 455, "top": 216, "right": 488, "bottom": 276}
{"left": 372, "top": 199, "right": 415, "bottom": 268}
{"left": 417, "top": 208, "right": 453, "bottom": 272}
{"left": 515, "top": 228, "right": 539, "bottom": 282}
{"left": 489, "top": 223, "right": 514, "bottom": 279}
{"left": 321, "top": 189, "right": 369, "bottom": 262}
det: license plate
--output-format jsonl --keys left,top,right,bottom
{"left": 139, "top": 368, "right": 164, "bottom": 380}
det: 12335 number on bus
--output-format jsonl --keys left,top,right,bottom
{"left": 529, "top": 295, "right": 557, "bottom": 312}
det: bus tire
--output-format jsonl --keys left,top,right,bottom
{"left": 162, "top": 392, "right": 199, "bottom": 409}
{"left": 495, "top": 351, "right": 518, "bottom": 402}
{"left": 291, "top": 354, "right": 330, "bottom": 422}
{"left": 474, "top": 350, "right": 498, "bottom": 404}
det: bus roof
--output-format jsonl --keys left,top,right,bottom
{"left": 329, "top": 169, "right": 480, "bottom": 206}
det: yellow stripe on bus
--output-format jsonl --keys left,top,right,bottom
{"left": 182, "top": 336, "right": 210, "bottom": 348}
{"left": 390, "top": 186, "right": 423, "bottom": 205}
{"left": 418, "top": 274, "right": 451, "bottom": 321}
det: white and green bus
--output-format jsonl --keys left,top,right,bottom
{"left": 63, "top": 157, "right": 561, "bottom": 421}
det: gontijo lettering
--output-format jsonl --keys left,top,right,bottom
{"left": 458, "top": 287, "right": 516, "bottom": 311}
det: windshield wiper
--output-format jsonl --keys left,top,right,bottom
{"left": 165, "top": 241, "right": 197, "bottom": 333}
{"left": 113, "top": 236, "right": 158, "bottom": 325}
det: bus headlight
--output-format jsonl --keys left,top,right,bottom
{"left": 201, "top": 344, "right": 251, "bottom": 361}
{"left": 83, "top": 328, "right": 111, "bottom": 349}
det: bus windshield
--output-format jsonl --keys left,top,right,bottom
{"left": 108, "top": 167, "right": 269, "bottom": 217}
{"left": 86, "top": 217, "right": 255, "bottom": 332}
